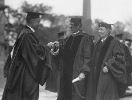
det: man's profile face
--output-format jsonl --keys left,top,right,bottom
{"left": 70, "top": 22, "right": 80, "bottom": 33}
{"left": 31, "top": 18, "right": 40, "bottom": 30}
{"left": 98, "top": 27, "right": 110, "bottom": 38}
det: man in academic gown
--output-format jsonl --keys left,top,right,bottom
{"left": 85, "top": 22, "right": 127, "bottom": 100}
{"left": 123, "top": 39, "right": 132, "bottom": 89}
{"left": 55, "top": 31, "right": 66, "bottom": 94}
{"left": 45, "top": 31, "right": 66, "bottom": 93}
{"left": 115, "top": 34, "right": 132, "bottom": 92}
{"left": 2, "top": 12, "right": 51, "bottom": 100}
{"left": 49, "top": 16, "right": 94, "bottom": 100}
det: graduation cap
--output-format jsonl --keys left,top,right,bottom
{"left": 98, "top": 22, "right": 114, "bottom": 29}
{"left": 0, "top": 5, "right": 9, "bottom": 11}
{"left": 26, "top": 12, "right": 44, "bottom": 19}
{"left": 16, "top": 13, "right": 23, "bottom": 17}
{"left": 69, "top": 16, "right": 83, "bottom": 26}
{"left": 90, "top": 35, "right": 95, "bottom": 40}
{"left": 5, "top": 23, "right": 13, "bottom": 28}
{"left": 125, "top": 39, "right": 132, "bottom": 43}
{"left": 115, "top": 34, "right": 124, "bottom": 39}
{"left": 125, "top": 38, "right": 132, "bottom": 47}
{"left": 5, "top": 23, "right": 15, "bottom": 31}
{"left": 58, "top": 31, "right": 65, "bottom": 38}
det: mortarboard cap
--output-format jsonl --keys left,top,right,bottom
{"left": 26, "top": 12, "right": 44, "bottom": 19}
{"left": 115, "top": 34, "right": 124, "bottom": 39}
{"left": 58, "top": 31, "right": 65, "bottom": 38}
{"left": 0, "top": 5, "right": 9, "bottom": 11}
{"left": 125, "top": 39, "right": 132, "bottom": 43}
{"left": 5, "top": 23, "right": 13, "bottom": 28}
{"left": 69, "top": 16, "right": 83, "bottom": 26}
{"left": 90, "top": 35, "right": 95, "bottom": 40}
{"left": 98, "top": 22, "right": 113, "bottom": 29}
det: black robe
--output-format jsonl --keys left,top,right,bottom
{"left": 45, "top": 39, "right": 64, "bottom": 93}
{"left": 55, "top": 30, "right": 94, "bottom": 100}
{"left": 85, "top": 36, "right": 127, "bottom": 100}
{"left": 45, "top": 58, "right": 58, "bottom": 92}
{"left": 2, "top": 26, "right": 51, "bottom": 100}
{"left": 122, "top": 43, "right": 132, "bottom": 87}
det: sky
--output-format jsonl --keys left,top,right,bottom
{"left": 4, "top": 0, "right": 132, "bottom": 24}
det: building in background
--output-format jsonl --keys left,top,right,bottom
{"left": 0, "top": 0, "right": 4, "bottom": 4}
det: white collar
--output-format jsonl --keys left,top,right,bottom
{"left": 27, "top": 25, "right": 35, "bottom": 32}
{"left": 73, "top": 31, "right": 80, "bottom": 35}
{"left": 101, "top": 37, "right": 107, "bottom": 42}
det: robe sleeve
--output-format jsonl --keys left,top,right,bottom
{"left": 22, "top": 33, "right": 51, "bottom": 85}
{"left": 81, "top": 35, "right": 94, "bottom": 74}
{"left": 3, "top": 54, "right": 12, "bottom": 78}
{"left": 104, "top": 41, "right": 127, "bottom": 83}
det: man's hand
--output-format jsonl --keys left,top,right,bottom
{"left": 47, "top": 42, "right": 54, "bottom": 48}
{"left": 54, "top": 41, "right": 59, "bottom": 47}
{"left": 47, "top": 41, "right": 59, "bottom": 48}
{"left": 78, "top": 73, "right": 85, "bottom": 81}
{"left": 103, "top": 66, "right": 109, "bottom": 73}
{"left": 49, "top": 41, "right": 59, "bottom": 55}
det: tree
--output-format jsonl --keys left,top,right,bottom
{"left": 113, "top": 21, "right": 132, "bottom": 39}
{"left": 5, "top": 1, "right": 61, "bottom": 44}
{"left": 124, "top": 14, "right": 132, "bottom": 34}
{"left": 5, "top": 1, "right": 71, "bottom": 45}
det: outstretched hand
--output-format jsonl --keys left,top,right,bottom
{"left": 54, "top": 41, "right": 59, "bottom": 47}
{"left": 47, "top": 42, "right": 54, "bottom": 48}
{"left": 47, "top": 41, "right": 59, "bottom": 48}
{"left": 103, "top": 66, "right": 109, "bottom": 73}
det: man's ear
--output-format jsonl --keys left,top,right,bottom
{"left": 78, "top": 23, "right": 82, "bottom": 29}
{"left": 107, "top": 28, "right": 111, "bottom": 33}
{"left": 80, "top": 23, "right": 82, "bottom": 28}
{"left": 30, "top": 19, "right": 34, "bottom": 24}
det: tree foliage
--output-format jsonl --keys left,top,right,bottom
{"left": 5, "top": 1, "right": 68, "bottom": 44}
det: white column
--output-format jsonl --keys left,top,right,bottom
{"left": 83, "top": 0, "right": 91, "bottom": 20}
{"left": 82, "top": 0, "right": 92, "bottom": 35}
{"left": 0, "top": 0, "right": 4, "bottom": 4}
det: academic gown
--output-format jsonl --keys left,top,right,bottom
{"left": 122, "top": 44, "right": 132, "bottom": 87}
{"left": 45, "top": 55, "right": 58, "bottom": 92}
{"left": 2, "top": 26, "right": 51, "bottom": 100}
{"left": 45, "top": 39, "right": 64, "bottom": 93}
{"left": 55, "top": 30, "right": 94, "bottom": 100}
{"left": 85, "top": 36, "right": 127, "bottom": 100}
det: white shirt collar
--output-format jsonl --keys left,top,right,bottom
{"left": 120, "top": 40, "right": 123, "bottom": 43}
{"left": 27, "top": 25, "right": 35, "bottom": 32}
{"left": 73, "top": 31, "right": 80, "bottom": 35}
{"left": 101, "top": 37, "right": 107, "bottom": 42}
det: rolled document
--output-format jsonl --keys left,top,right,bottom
{"left": 72, "top": 77, "right": 80, "bottom": 83}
